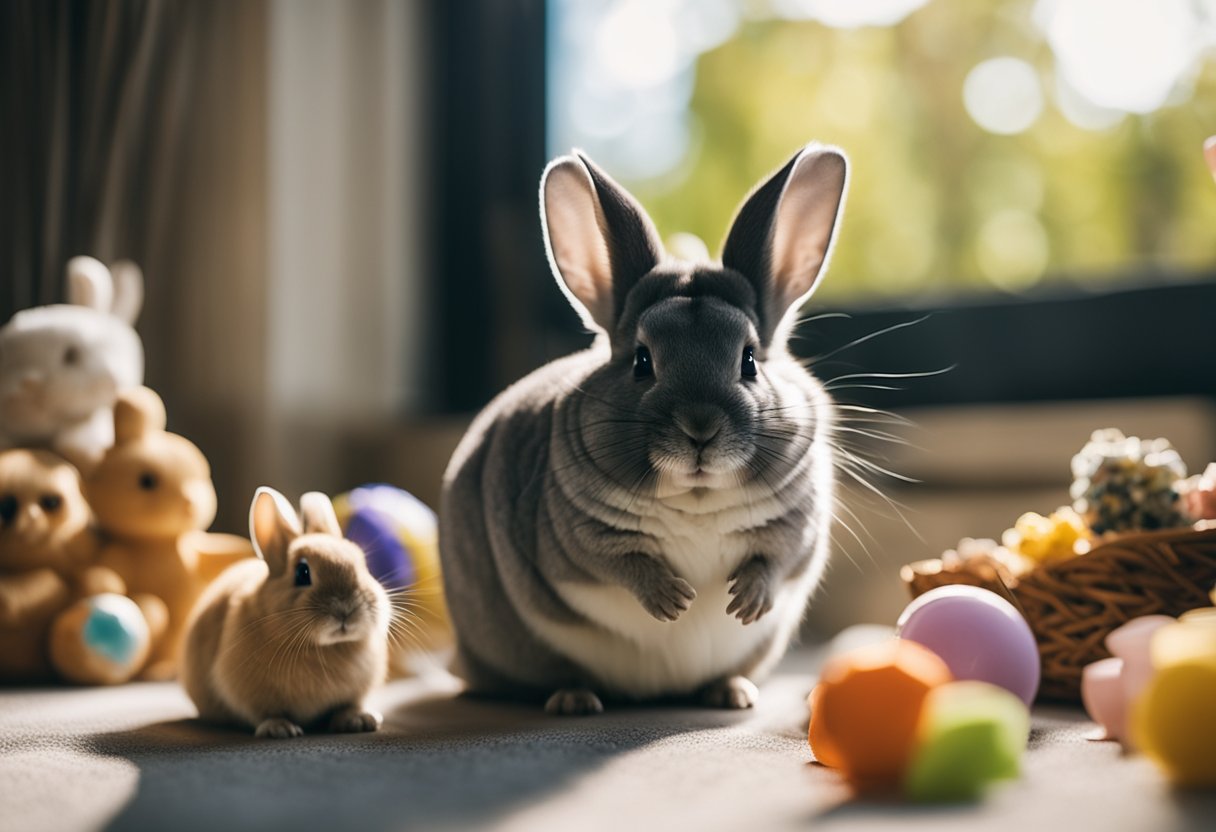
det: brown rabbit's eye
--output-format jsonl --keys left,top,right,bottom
{"left": 294, "top": 558, "right": 312, "bottom": 588}
{"left": 741, "top": 346, "right": 757, "bottom": 379}
{"left": 0, "top": 495, "right": 16, "bottom": 525}
{"left": 39, "top": 494, "right": 63, "bottom": 512}
{"left": 63, "top": 346, "right": 80, "bottom": 366}
{"left": 633, "top": 346, "right": 654, "bottom": 379}
{"left": 138, "top": 472, "right": 158, "bottom": 491}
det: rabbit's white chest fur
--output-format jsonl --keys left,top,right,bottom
{"left": 534, "top": 483, "right": 812, "bottom": 698}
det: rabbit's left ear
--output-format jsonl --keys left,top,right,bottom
{"left": 299, "top": 492, "right": 342, "bottom": 537}
{"left": 66, "top": 256, "right": 115, "bottom": 313}
{"left": 721, "top": 144, "right": 848, "bottom": 345}
{"left": 113, "top": 387, "right": 167, "bottom": 444}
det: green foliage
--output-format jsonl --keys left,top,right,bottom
{"left": 621, "top": 9, "right": 1216, "bottom": 303}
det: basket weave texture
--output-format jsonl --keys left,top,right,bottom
{"left": 901, "top": 524, "right": 1216, "bottom": 702}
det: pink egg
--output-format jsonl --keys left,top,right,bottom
{"left": 1105, "top": 614, "right": 1175, "bottom": 749}
{"left": 897, "top": 586, "right": 1041, "bottom": 706}
{"left": 1081, "top": 657, "right": 1125, "bottom": 740}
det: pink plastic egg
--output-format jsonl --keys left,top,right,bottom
{"left": 1081, "top": 657, "right": 1125, "bottom": 740}
{"left": 897, "top": 586, "right": 1041, "bottom": 706}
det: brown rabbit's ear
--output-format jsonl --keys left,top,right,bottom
{"left": 114, "top": 387, "right": 167, "bottom": 444}
{"left": 250, "top": 487, "right": 300, "bottom": 576}
{"left": 299, "top": 491, "right": 341, "bottom": 537}
{"left": 541, "top": 152, "right": 664, "bottom": 333}
{"left": 721, "top": 144, "right": 848, "bottom": 345}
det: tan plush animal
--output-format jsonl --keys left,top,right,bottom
{"left": 86, "top": 387, "right": 254, "bottom": 679}
{"left": 0, "top": 448, "right": 130, "bottom": 681}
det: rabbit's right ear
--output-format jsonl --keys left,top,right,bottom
{"left": 250, "top": 487, "right": 301, "bottom": 576}
{"left": 541, "top": 152, "right": 664, "bottom": 332}
{"left": 66, "top": 256, "right": 114, "bottom": 313}
{"left": 108, "top": 261, "right": 144, "bottom": 324}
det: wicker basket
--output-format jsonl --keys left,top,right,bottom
{"left": 901, "top": 523, "right": 1216, "bottom": 702}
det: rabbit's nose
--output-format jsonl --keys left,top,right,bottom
{"left": 675, "top": 405, "right": 726, "bottom": 450}
{"left": 19, "top": 372, "right": 43, "bottom": 391}
{"left": 12, "top": 502, "right": 44, "bottom": 536}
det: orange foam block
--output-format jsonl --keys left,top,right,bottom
{"left": 808, "top": 639, "right": 953, "bottom": 789}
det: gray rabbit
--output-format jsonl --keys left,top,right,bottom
{"left": 440, "top": 143, "right": 848, "bottom": 715}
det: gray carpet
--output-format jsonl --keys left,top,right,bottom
{"left": 1, "top": 652, "right": 1212, "bottom": 832}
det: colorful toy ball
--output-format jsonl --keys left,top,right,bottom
{"left": 897, "top": 586, "right": 1041, "bottom": 706}
{"left": 333, "top": 484, "right": 439, "bottom": 592}
{"left": 808, "top": 639, "right": 953, "bottom": 790}
{"left": 48, "top": 594, "right": 150, "bottom": 685}
{"left": 905, "top": 681, "right": 1030, "bottom": 803}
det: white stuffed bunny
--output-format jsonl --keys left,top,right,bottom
{"left": 0, "top": 256, "right": 144, "bottom": 470}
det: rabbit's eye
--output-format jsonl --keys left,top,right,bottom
{"left": 0, "top": 495, "right": 16, "bottom": 525}
{"left": 741, "top": 346, "right": 757, "bottom": 379}
{"left": 63, "top": 346, "right": 80, "bottom": 366}
{"left": 138, "top": 472, "right": 158, "bottom": 491}
{"left": 633, "top": 346, "right": 654, "bottom": 379}
{"left": 294, "top": 558, "right": 312, "bottom": 588}
{"left": 39, "top": 494, "right": 63, "bottom": 513}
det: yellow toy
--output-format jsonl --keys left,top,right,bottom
{"left": 0, "top": 448, "right": 148, "bottom": 684}
{"left": 1131, "top": 615, "right": 1216, "bottom": 787}
{"left": 85, "top": 387, "right": 253, "bottom": 679}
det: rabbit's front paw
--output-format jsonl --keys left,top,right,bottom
{"left": 329, "top": 706, "right": 382, "bottom": 734}
{"left": 700, "top": 675, "right": 760, "bottom": 710}
{"left": 255, "top": 717, "right": 304, "bottom": 739}
{"left": 637, "top": 573, "right": 696, "bottom": 622}
{"left": 545, "top": 688, "right": 604, "bottom": 716}
{"left": 727, "top": 556, "right": 775, "bottom": 625}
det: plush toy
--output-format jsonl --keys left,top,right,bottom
{"left": 0, "top": 447, "right": 149, "bottom": 684}
{"left": 85, "top": 386, "right": 254, "bottom": 679}
{"left": 0, "top": 256, "right": 144, "bottom": 471}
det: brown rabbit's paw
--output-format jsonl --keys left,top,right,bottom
{"left": 726, "top": 558, "right": 775, "bottom": 625}
{"left": 255, "top": 717, "right": 305, "bottom": 739}
{"left": 700, "top": 676, "right": 760, "bottom": 710}
{"left": 637, "top": 574, "right": 696, "bottom": 622}
{"left": 329, "top": 707, "right": 382, "bottom": 734}
{"left": 544, "top": 688, "right": 604, "bottom": 716}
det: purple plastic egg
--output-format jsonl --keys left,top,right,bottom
{"left": 897, "top": 586, "right": 1041, "bottom": 706}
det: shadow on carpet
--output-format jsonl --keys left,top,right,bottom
{"left": 82, "top": 690, "right": 751, "bottom": 832}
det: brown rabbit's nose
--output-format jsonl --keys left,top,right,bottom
{"left": 675, "top": 405, "right": 726, "bottom": 450}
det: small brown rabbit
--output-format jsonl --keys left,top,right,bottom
{"left": 181, "top": 487, "right": 390, "bottom": 738}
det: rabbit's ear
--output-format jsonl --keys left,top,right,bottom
{"left": 250, "top": 487, "right": 301, "bottom": 576}
{"left": 299, "top": 491, "right": 342, "bottom": 537}
{"left": 66, "top": 256, "right": 115, "bottom": 313}
{"left": 721, "top": 144, "right": 848, "bottom": 344}
{"left": 541, "top": 152, "right": 663, "bottom": 332}
{"left": 113, "top": 387, "right": 167, "bottom": 444}
{"left": 109, "top": 261, "right": 144, "bottom": 324}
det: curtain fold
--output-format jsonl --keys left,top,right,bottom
{"left": 1, "top": 0, "right": 197, "bottom": 323}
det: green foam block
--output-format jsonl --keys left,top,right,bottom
{"left": 904, "top": 681, "right": 1031, "bottom": 803}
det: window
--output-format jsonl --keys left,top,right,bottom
{"left": 548, "top": 0, "right": 1216, "bottom": 303}
{"left": 430, "top": 0, "right": 1216, "bottom": 413}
